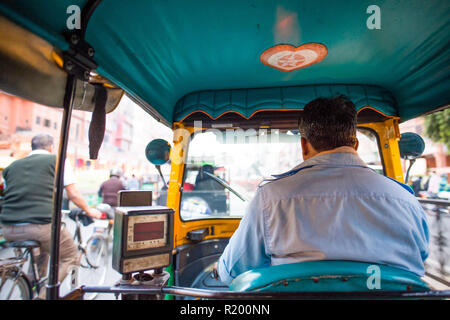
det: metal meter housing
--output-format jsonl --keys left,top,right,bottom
{"left": 112, "top": 205, "right": 174, "bottom": 274}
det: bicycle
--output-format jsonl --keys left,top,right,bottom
{"left": 0, "top": 240, "right": 45, "bottom": 300}
{"left": 0, "top": 207, "right": 112, "bottom": 300}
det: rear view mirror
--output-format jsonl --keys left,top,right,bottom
{"left": 398, "top": 132, "right": 425, "bottom": 184}
{"left": 145, "top": 139, "right": 171, "bottom": 165}
{"left": 398, "top": 132, "right": 425, "bottom": 160}
{"left": 145, "top": 139, "right": 171, "bottom": 189}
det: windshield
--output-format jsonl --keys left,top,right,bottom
{"left": 180, "top": 127, "right": 381, "bottom": 221}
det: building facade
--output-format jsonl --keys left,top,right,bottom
{"left": 0, "top": 92, "right": 172, "bottom": 176}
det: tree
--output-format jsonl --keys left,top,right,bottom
{"left": 424, "top": 108, "right": 450, "bottom": 152}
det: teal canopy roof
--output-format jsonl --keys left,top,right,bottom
{"left": 1, "top": 0, "right": 449, "bottom": 125}
{"left": 174, "top": 84, "right": 397, "bottom": 121}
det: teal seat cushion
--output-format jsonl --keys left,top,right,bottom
{"left": 230, "top": 261, "right": 429, "bottom": 292}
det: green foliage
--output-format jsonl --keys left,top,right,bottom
{"left": 424, "top": 108, "right": 450, "bottom": 152}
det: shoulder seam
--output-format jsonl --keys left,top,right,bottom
{"left": 259, "top": 187, "right": 272, "bottom": 254}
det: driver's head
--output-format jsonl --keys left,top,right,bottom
{"left": 298, "top": 95, "right": 358, "bottom": 160}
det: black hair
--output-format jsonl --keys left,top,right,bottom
{"left": 298, "top": 95, "right": 357, "bottom": 152}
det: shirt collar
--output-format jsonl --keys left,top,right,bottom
{"left": 315, "top": 146, "right": 358, "bottom": 157}
{"left": 28, "top": 149, "right": 51, "bottom": 156}
{"left": 273, "top": 147, "right": 368, "bottom": 179}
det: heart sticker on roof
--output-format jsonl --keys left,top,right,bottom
{"left": 260, "top": 43, "right": 327, "bottom": 72}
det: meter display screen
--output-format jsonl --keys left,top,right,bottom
{"left": 127, "top": 214, "right": 167, "bottom": 251}
{"left": 134, "top": 221, "right": 164, "bottom": 241}
{"left": 112, "top": 205, "right": 174, "bottom": 274}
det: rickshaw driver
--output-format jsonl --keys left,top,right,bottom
{"left": 216, "top": 96, "right": 430, "bottom": 286}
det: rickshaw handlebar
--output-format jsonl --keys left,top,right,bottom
{"left": 78, "top": 284, "right": 450, "bottom": 300}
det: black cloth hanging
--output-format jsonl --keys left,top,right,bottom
{"left": 88, "top": 84, "right": 107, "bottom": 159}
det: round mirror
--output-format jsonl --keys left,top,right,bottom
{"left": 145, "top": 139, "right": 171, "bottom": 165}
{"left": 398, "top": 132, "right": 425, "bottom": 160}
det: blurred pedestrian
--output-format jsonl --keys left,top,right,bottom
{"left": 126, "top": 174, "right": 140, "bottom": 190}
{"left": 427, "top": 169, "right": 440, "bottom": 197}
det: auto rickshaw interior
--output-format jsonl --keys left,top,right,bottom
{"left": 0, "top": 0, "right": 449, "bottom": 299}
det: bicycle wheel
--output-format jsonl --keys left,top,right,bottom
{"left": 78, "top": 235, "right": 109, "bottom": 300}
{"left": 0, "top": 269, "right": 32, "bottom": 300}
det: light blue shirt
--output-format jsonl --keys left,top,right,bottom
{"left": 218, "top": 150, "right": 429, "bottom": 286}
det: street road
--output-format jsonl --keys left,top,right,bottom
{"left": 60, "top": 215, "right": 121, "bottom": 300}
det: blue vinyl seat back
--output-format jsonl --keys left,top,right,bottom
{"left": 230, "top": 261, "right": 429, "bottom": 293}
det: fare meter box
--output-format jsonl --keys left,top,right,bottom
{"left": 112, "top": 206, "right": 174, "bottom": 274}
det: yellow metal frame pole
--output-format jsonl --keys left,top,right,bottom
{"left": 360, "top": 118, "right": 404, "bottom": 183}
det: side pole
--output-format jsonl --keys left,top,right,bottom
{"left": 47, "top": 74, "right": 76, "bottom": 300}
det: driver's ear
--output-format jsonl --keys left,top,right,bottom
{"left": 354, "top": 137, "right": 359, "bottom": 151}
{"left": 301, "top": 137, "right": 309, "bottom": 158}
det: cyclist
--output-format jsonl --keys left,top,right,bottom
{"left": 98, "top": 168, "right": 126, "bottom": 207}
{"left": 0, "top": 134, "right": 102, "bottom": 298}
